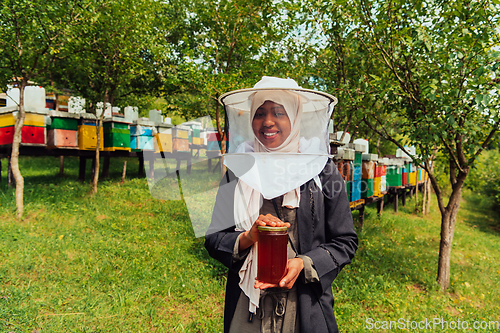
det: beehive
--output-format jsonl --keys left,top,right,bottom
{"left": 102, "top": 117, "right": 131, "bottom": 152}
{"left": 130, "top": 118, "right": 155, "bottom": 151}
{"left": 47, "top": 111, "right": 79, "bottom": 148}
{"left": 351, "top": 179, "right": 362, "bottom": 201}
{"left": 0, "top": 110, "right": 46, "bottom": 146}
{"left": 336, "top": 160, "right": 351, "bottom": 181}
{"left": 386, "top": 165, "right": 402, "bottom": 187}
{"left": 345, "top": 181, "right": 351, "bottom": 202}
{"left": 173, "top": 138, "right": 190, "bottom": 152}
{"left": 361, "top": 160, "right": 375, "bottom": 179}
{"left": 373, "top": 177, "right": 381, "bottom": 197}
{"left": 409, "top": 171, "right": 417, "bottom": 186}
{"left": 77, "top": 114, "right": 103, "bottom": 150}
{"left": 354, "top": 151, "right": 362, "bottom": 167}
{"left": 155, "top": 123, "right": 173, "bottom": 153}
{"left": 171, "top": 125, "right": 190, "bottom": 152}
{"left": 353, "top": 165, "right": 362, "bottom": 181}
{"left": 173, "top": 126, "right": 189, "bottom": 139}
{"left": 361, "top": 178, "right": 374, "bottom": 198}
{"left": 207, "top": 131, "right": 224, "bottom": 151}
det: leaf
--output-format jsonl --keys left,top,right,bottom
{"left": 447, "top": 115, "right": 455, "bottom": 125}
{"left": 475, "top": 94, "right": 483, "bottom": 104}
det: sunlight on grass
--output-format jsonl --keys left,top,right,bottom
{"left": 0, "top": 156, "right": 499, "bottom": 332}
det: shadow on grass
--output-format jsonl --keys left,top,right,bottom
{"left": 345, "top": 206, "right": 440, "bottom": 295}
{"left": 461, "top": 192, "right": 500, "bottom": 236}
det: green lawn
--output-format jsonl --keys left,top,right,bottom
{"left": 1, "top": 156, "right": 499, "bottom": 332}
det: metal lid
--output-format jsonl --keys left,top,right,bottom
{"left": 257, "top": 226, "right": 288, "bottom": 232}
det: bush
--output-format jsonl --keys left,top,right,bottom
{"left": 465, "top": 149, "right": 500, "bottom": 214}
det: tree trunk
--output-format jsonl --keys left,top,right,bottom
{"left": 93, "top": 117, "right": 102, "bottom": 194}
{"left": 59, "top": 156, "right": 64, "bottom": 176}
{"left": 436, "top": 170, "right": 466, "bottom": 290}
{"left": 11, "top": 81, "right": 27, "bottom": 219}
{"left": 376, "top": 135, "right": 381, "bottom": 157}
{"left": 215, "top": 101, "right": 226, "bottom": 174}
{"left": 93, "top": 94, "right": 107, "bottom": 194}
{"left": 55, "top": 91, "right": 59, "bottom": 111}
{"left": 422, "top": 172, "right": 427, "bottom": 215}
{"left": 121, "top": 160, "right": 127, "bottom": 184}
{"left": 8, "top": 157, "right": 15, "bottom": 187}
{"left": 415, "top": 174, "right": 419, "bottom": 213}
{"left": 425, "top": 163, "right": 434, "bottom": 215}
{"left": 215, "top": 102, "right": 226, "bottom": 155}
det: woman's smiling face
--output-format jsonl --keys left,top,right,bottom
{"left": 252, "top": 100, "right": 292, "bottom": 149}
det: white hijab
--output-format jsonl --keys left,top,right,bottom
{"left": 234, "top": 90, "right": 304, "bottom": 314}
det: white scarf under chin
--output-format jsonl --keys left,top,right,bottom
{"left": 232, "top": 139, "right": 324, "bottom": 314}
{"left": 233, "top": 181, "right": 300, "bottom": 314}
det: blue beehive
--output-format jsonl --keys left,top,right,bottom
{"left": 351, "top": 179, "right": 362, "bottom": 201}
{"left": 131, "top": 135, "right": 154, "bottom": 150}
{"left": 353, "top": 165, "right": 362, "bottom": 181}
{"left": 130, "top": 126, "right": 153, "bottom": 136}
{"left": 130, "top": 118, "right": 155, "bottom": 151}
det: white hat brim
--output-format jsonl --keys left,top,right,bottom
{"left": 219, "top": 87, "right": 338, "bottom": 113}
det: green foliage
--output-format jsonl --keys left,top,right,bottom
{"left": 466, "top": 149, "right": 500, "bottom": 214}
{"left": 48, "top": 0, "right": 166, "bottom": 109}
{"left": 0, "top": 0, "right": 85, "bottom": 89}
{"left": 163, "top": 0, "right": 296, "bottom": 122}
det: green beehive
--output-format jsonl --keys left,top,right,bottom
{"left": 361, "top": 178, "right": 374, "bottom": 198}
{"left": 103, "top": 128, "right": 130, "bottom": 149}
{"left": 48, "top": 117, "right": 78, "bottom": 131}
{"left": 103, "top": 121, "right": 129, "bottom": 129}
{"left": 386, "top": 165, "right": 403, "bottom": 187}
{"left": 354, "top": 152, "right": 362, "bottom": 167}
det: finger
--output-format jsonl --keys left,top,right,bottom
{"left": 279, "top": 270, "right": 293, "bottom": 288}
{"left": 255, "top": 281, "right": 279, "bottom": 290}
{"left": 265, "top": 214, "right": 282, "bottom": 223}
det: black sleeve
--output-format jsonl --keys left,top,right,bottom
{"left": 301, "top": 159, "right": 358, "bottom": 294}
{"left": 204, "top": 171, "right": 247, "bottom": 274}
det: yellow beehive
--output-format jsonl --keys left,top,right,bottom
{"left": 173, "top": 138, "right": 189, "bottom": 152}
{"left": 409, "top": 172, "right": 417, "bottom": 186}
{"left": 373, "top": 177, "right": 381, "bottom": 197}
{"left": 25, "top": 113, "right": 45, "bottom": 127}
{"left": 193, "top": 137, "right": 204, "bottom": 145}
{"left": 173, "top": 128, "right": 189, "bottom": 139}
{"left": 78, "top": 125, "right": 104, "bottom": 150}
{"left": 0, "top": 112, "right": 45, "bottom": 127}
{"left": 155, "top": 133, "right": 172, "bottom": 153}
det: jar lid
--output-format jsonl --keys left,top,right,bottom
{"left": 257, "top": 226, "right": 288, "bottom": 232}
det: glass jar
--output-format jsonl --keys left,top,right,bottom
{"left": 257, "top": 226, "right": 288, "bottom": 284}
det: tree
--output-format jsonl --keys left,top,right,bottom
{"left": 284, "top": 0, "right": 381, "bottom": 142}
{"left": 168, "top": 0, "right": 293, "bottom": 151}
{"left": 51, "top": 0, "right": 164, "bottom": 194}
{"left": 0, "top": 0, "right": 85, "bottom": 217}
{"left": 306, "top": 0, "right": 500, "bottom": 290}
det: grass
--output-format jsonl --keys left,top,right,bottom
{"left": 1, "top": 156, "right": 499, "bottom": 332}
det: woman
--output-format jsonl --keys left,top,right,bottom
{"left": 205, "top": 77, "right": 358, "bottom": 333}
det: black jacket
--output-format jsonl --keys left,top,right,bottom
{"left": 205, "top": 159, "right": 358, "bottom": 333}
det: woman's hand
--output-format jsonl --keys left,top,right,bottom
{"left": 254, "top": 257, "right": 304, "bottom": 290}
{"left": 239, "top": 214, "right": 290, "bottom": 251}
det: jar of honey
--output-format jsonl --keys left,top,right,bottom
{"left": 257, "top": 226, "right": 288, "bottom": 284}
